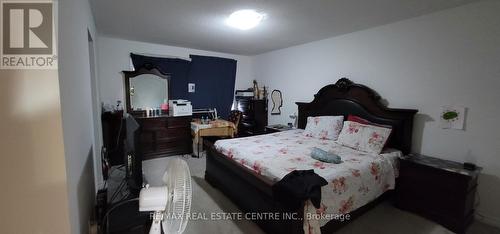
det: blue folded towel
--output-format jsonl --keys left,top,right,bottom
{"left": 311, "top": 147, "right": 342, "bottom": 164}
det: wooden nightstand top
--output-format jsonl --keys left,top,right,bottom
{"left": 400, "top": 154, "right": 482, "bottom": 178}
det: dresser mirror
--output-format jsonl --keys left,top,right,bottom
{"left": 123, "top": 65, "right": 171, "bottom": 115}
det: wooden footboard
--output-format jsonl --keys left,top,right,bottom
{"left": 205, "top": 142, "right": 304, "bottom": 234}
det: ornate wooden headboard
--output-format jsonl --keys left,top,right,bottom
{"left": 296, "top": 78, "right": 417, "bottom": 154}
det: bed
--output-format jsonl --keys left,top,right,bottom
{"left": 205, "top": 78, "right": 417, "bottom": 234}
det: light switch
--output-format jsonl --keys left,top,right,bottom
{"left": 188, "top": 83, "right": 195, "bottom": 93}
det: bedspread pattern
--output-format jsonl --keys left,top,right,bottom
{"left": 214, "top": 130, "right": 401, "bottom": 223}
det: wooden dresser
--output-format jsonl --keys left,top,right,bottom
{"left": 234, "top": 97, "right": 268, "bottom": 136}
{"left": 134, "top": 115, "right": 192, "bottom": 160}
{"left": 396, "top": 154, "right": 481, "bottom": 234}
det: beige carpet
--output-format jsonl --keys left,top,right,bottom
{"left": 142, "top": 156, "right": 500, "bottom": 234}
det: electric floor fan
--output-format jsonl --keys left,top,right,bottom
{"left": 139, "top": 157, "right": 192, "bottom": 234}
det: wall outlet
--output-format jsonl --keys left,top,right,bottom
{"left": 188, "top": 83, "right": 195, "bottom": 93}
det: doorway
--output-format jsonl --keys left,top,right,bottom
{"left": 88, "top": 29, "right": 102, "bottom": 190}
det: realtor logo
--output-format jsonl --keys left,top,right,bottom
{"left": 1, "top": 1, "right": 57, "bottom": 69}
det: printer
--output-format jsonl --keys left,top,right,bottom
{"left": 169, "top": 99, "right": 193, "bottom": 116}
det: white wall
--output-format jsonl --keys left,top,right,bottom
{"left": 0, "top": 70, "right": 71, "bottom": 234}
{"left": 0, "top": 1, "right": 71, "bottom": 233}
{"left": 58, "top": 0, "right": 99, "bottom": 233}
{"left": 97, "top": 36, "right": 254, "bottom": 107}
{"left": 253, "top": 0, "right": 500, "bottom": 226}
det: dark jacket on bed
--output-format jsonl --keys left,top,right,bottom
{"left": 272, "top": 169, "right": 328, "bottom": 211}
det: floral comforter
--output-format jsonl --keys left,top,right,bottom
{"left": 214, "top": 129, "right": 401, "bottom": 225}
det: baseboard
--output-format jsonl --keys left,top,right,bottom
{"left": 475, "top": 212, "right": 500, "bottom": 228}
{"left": 88, "top": 221, "right": 98, "bottom": 234}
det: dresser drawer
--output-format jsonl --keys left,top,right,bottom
{"left": 139, "top": 130, "right": 190, "bottom": 142}
{"left": 136, "top": 116, "right": 192, "bottom": 159}
{"left": 167, "top": 117, "right": 191, "bottom": 128}
{"left": 139, "top": 117, "right": 190, "bottom": 129}
{"left": 399, "top": 160, "right": 474, "bottom": 193}
{"left": 156, "top": 140, "right": 190, "bottom": 150}
{"left": 157, "top": 128, "right": 191, "bottom": 141}
{"left": 139, "top": 118, "right": 168, "bottom": 129}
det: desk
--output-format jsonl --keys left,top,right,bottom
{"left": 191, "top": 119, "right": 236, "bottom": 157}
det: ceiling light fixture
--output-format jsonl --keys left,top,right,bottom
{"left": 226, "top": 9, "right": 264, "bottom": 30}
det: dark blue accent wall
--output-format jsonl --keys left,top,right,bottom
{"left": 130, "top": 53, "right": 237, "bottom": 119}
{"left": 187, "top": 55, "right": 237, "bottom": 119}
{"left": 130, "top": 53, "right": 190, "bottom": 99}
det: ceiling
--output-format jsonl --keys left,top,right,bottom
{"left": 90, "top": 0, "right": 478, "bottom": 55}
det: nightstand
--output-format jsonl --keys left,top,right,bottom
{"left": 265, "top": 124, "right": 295, "bottom": 133}
{"left": 396, "top": 154, "right": 481, "bottom": 234}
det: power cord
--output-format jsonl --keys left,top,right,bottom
{"left": 101, "top": 198, "right": 139, "bottom": 234}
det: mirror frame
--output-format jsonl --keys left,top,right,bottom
{"left": 123, "top": 64, "right": 171, "bottom": 115}
{"left": 270, "top": 89, "right": 283, "bottom": 115}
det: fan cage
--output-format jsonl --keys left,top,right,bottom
{"left": 163, "top": 158, "right": 192, "bottom": 234}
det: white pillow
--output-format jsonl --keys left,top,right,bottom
{"left": 303, "top": 116, "right": 344, "bottom": 140}
{"left": 336, "top": 121, "right": 392, "bottom": 154}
